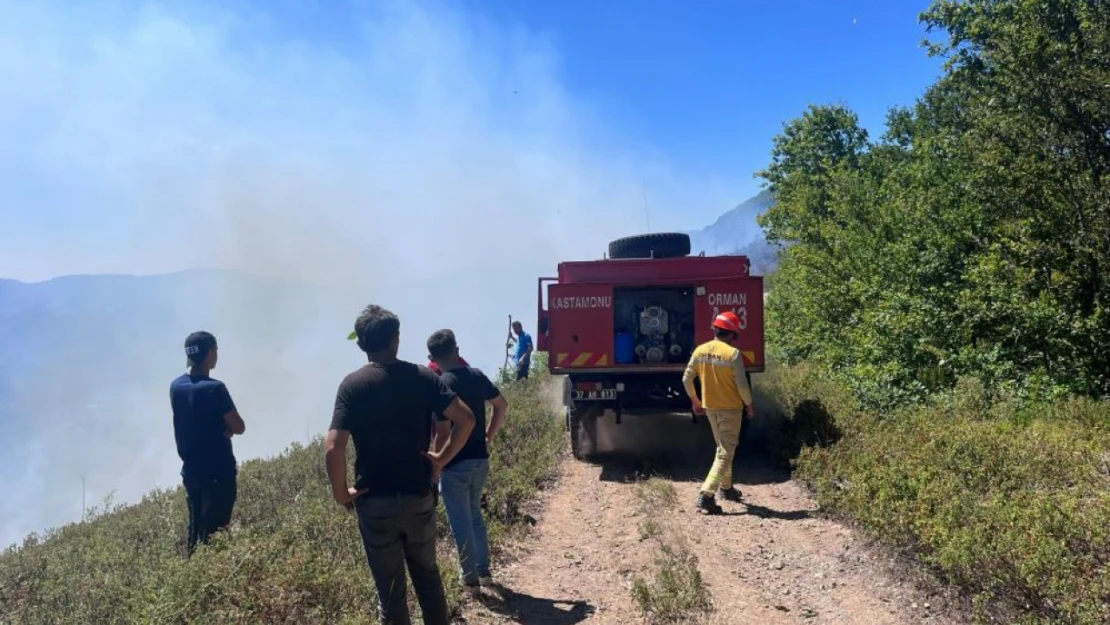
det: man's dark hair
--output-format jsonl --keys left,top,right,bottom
{"left": 512, "top": 320, "right": 523, "bottom": 330}
{"left": 713, "top": 327, "right": 737, "bottom": 341}
{"left": 354, "top": 305, "right": 400, "bottom": 353}
{"left": 185, "top": 331, "right": 217, "bottom": 366}
{"left": 426, "top": 329, "right": 458, "bottom": 360}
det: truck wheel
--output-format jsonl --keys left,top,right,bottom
{"left": 568, "top": 402, "right": 601, "bottom": 460}
{"left": 608, "top": 233, "right": 691, "bottom": 260}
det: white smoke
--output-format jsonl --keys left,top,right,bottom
{"left": 0, "top": 0, "right": 739, "bottom": 547}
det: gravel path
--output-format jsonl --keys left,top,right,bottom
{"left": 454, "top": 414, "right": 968, "bottom": 625}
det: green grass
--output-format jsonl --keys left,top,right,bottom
{"left": 0, "top": 373, "right": 565, "bottom": 624}
{"left": 630, "top": 540, "right": 713, "bottom": 624}
{"left": 635, "top": 477, "right": 679, "bottom": 511}
{"left": 628, "top": 475, "right": 712, "bottom": 624}
{"left": 762, "top": 361, "right": 1110, "bottom": 625}
{"left": 634, "top": 478, "right": 677, "bottom": 542}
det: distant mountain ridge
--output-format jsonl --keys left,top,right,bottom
{"left": 685, "top": 190, "right": 779, "bottom": 274}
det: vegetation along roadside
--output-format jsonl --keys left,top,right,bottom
{"left": 0, "top": 373, "right": 564, "bottom": 624}
{"left": 758, "top": 2, "right": 1110, "bottom": 623}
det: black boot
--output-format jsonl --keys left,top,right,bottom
{"left": 696, "top": 492, "right": 723, "bottom": 515}
{"left": 718, "top": 487, "right": 742, "bottom": 503}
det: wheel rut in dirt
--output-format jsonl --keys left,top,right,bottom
{"left": 456, "top": 413, "right": 967, "bottom": 624}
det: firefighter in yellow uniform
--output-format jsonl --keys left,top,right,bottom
{"left": 682, "top": 311, "right": 754, "bottom": 515}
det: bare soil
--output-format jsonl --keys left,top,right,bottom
{"left": 454, "top": 413, "right": 969, "bottom": 625}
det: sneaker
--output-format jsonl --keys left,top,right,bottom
{"left": 478, "top": 574, "right": 494, "bottom": 586}
{"left": 696, "top": 492, "right": 723, "bottom": 515}
{"left": 462, "top": 580, "right": 481, "bottom": 597}
{"left": 718, "top": 487, "right": 742, "bottom": 503}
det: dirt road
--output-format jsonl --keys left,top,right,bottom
{"left": 456, "top": 413, "right": 967, "bottom": 625}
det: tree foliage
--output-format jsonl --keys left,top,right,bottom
{"left": 759, "top": 0, "right": 1110, "bottom": 408}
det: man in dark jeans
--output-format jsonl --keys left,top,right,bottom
{"left": 170, "top": 331, "right": 246, "bottom": 556}
{"left": 325, "top": 305, "right": 475, "bottom": 625}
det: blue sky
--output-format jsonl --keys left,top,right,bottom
{"left": 462, "top": 0, "right": 942, "bottom": 181}
{"left": 0, "top": 0, "right": 942, "bottom": 283}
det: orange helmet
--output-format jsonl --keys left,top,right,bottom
{"left": 711, "top": 311, "right": 741, "bottom": 333}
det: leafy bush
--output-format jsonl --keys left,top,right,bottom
{"left": 767, "top": 363, "right": 1110, "bottom": 624}
{"left": 0, "top": 373, "right": 565, "bottom": 624}
{"left": 630, "top": 541, "right": 713, "bottom": 625}
{"left": 759, "top": 361, "right": 857, "bottom": 466}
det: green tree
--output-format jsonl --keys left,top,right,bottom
{"left": 924, "top": 0, "right": 1110, "bottom": 398}
{"left": 758, "top": 0, "right": 1110, "bottom": 406}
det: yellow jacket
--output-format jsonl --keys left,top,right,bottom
{"left": 682, "top": 338, "right": 753, "bottom": 411}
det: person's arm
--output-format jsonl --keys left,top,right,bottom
{"left": 325, "top": 429, "right": 368, "bottom": 508}
{"left": 324, "top": 380, "right": 368, "bottom": 508}
{"left": 425, "top": 398, "right": 475, "bottom": 475}
{"left": 223, "top": 410, "right": 245, "bottom": 436}
{"left": 216, "top": 384, "right": 245, "bottom": 436}
{"left": 171, "top": 386, "right": 189, "bottom": 460}
{"left": 481, "top": 372, "right": 508, "bottom": 444}
{"left": 422, "top": 372, "right": 475, "bottom": 476}
{"left": 682, "top": 352, "right": 704, "bottom": 414}
{"left": 431, "top": 419, "right": 451, "bottom": 454}
{"left": 429, "top": 373, "right": 458, "bottom": 454}
{"left": 729, "top": 349, "right": 754, "bottom": 415}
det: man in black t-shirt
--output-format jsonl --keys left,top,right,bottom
{"left": 427, "top": 329, "right": 508, "bottom": 595}
{"left": 325, "top": 305, "right": 475, "bottom": 625}
{"left": 170, "top": 331, "right": 246, "bottom": 556}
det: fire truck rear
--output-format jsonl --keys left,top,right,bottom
{"left": 535, "top": 232, "right": 765, "bottom": 459}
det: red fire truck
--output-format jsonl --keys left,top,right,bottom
{"left": 535, "top": 232, "right": 765, "bottom": 459}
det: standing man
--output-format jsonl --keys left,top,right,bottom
{"left": 511, "top": 320, "right": 533, "bottom": 381}
{"left": 171, "top": 331, "right": 246, "bottom": 556}
{"left": 325, "top": 305, "right": 476, "bottom": 625}
{"left": 427, "top": 329, "right": 509, "bottom": 596}
{"left": 681, "top": 312, "right": 755, "bottom": 515}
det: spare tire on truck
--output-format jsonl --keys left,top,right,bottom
{"left": 608, "top": 232, "right": 691, "bottom": 259}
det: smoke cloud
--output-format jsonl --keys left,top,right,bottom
{"left": 0, "top": 0, "right": 738, "bottom": 547}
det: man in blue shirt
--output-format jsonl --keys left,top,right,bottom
{"left": 170, "top": 331, "right": 246, "bottom": 556}
{"left": 511, "top": 320, "right": 533, "bottom": 380}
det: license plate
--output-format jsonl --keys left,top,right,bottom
{"left": 572, "top": 389, "right": 617, "bottom": 400}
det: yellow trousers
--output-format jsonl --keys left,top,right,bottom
{"left": 700, "top": 409, "right": 743, "bottom": 494}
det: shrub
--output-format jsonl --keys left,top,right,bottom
{"left": 759, "top": 361, "right": 859, "bottom": 467}
{"left": 630, "top": 541, "right": 713, "bottom": 624}
{"left": 628, "top": 476, "right": 712, "bottom": 623}
{"left": 768, "top": 363, "right": 1110, "bottom": 624}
